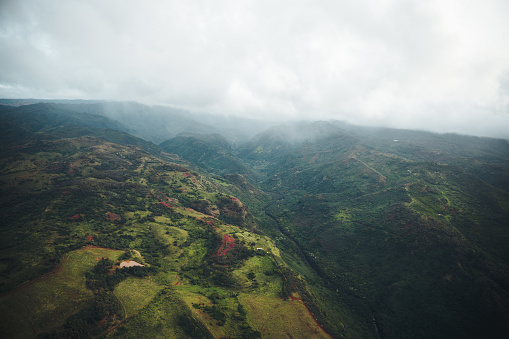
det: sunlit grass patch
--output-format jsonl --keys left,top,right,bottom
{"left": 114, "top": 277, "right": 163, "bottom": 317}
{"left": 112, "top": 290, "right": 214, "bottom": 339}
{"left": 233, "top": 255, "right": 281, "bottom": 295}
{"left": 176, "top": 289, "right": 227, "bottom": 338}
{"left": 183, "top": 241, "right": 207, "bottom": 265}
{"left": 0, "top": 248, "right": 122, "bottom": 338}
{"left": 334, "top": 210, "right": 352, "bottom": 222}
{"left": 238, "top": 294, "right": 330, "bottom": 338}
{"left": 153, "top": 216, "right": 172, "bottom": 224}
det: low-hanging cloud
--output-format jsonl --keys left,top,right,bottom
{"left": 1, "top": 0, "right": 509, "bottom": 138}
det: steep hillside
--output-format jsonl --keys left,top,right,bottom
{"left": 0, "top": 103, "right": 127, "bottom": 146}
{"left": 0, "top": 115, "right": 358, "bottom": 337}
{"left": 160, "top": 133, "right": 260, "bottom": 180}
{"left": 236, "top": 122, "right": 509, "bottom": 338}
{"left": 0, "top": 103, "right": 169, "bottom": 157}
{"left": 2, "top": 102, "right": 509, "bottom": 338}
{"left": 0, "top": 100, "right": 280, "bottom": 144}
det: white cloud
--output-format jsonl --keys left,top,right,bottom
{"left": 1, "top": 0, "right": 508, "bottom": 137}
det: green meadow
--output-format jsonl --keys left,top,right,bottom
{"left": 0, "top": 248, "right": 122, "bottom": 338}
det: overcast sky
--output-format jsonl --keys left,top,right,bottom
{"left": 1, "top": 0, "right": 509, "bottom": 138}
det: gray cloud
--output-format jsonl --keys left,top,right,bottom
{"left": 1, "top": 0, "right": 509, "bottom": 138}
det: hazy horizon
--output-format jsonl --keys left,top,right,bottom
{"left": 1, "top": 0, "right": 509, "bottom": 139}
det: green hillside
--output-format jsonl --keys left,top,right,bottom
{"left": 0, "top": 105, "right": 342, "bottom": 338}
{"left": 236, "top": 122, "right": 509, "bottom": 338}
{"left": 1, "top": 102, "right": 508, "bottom": 338}
{"left": 160, "top": 133, "right": 258, "bottom": 180}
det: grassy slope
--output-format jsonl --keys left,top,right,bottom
{"left": 160, "top": 133, "right": 258, "bottom": 180}
{"left": 114, "top": 277, "right": 164, "bottom": 317}
{"left": 0, "top": 135, "right": 332, "bottom": 338}
{"left": 0, "top": 248, "right": 122, "bottom": 338}
{"left": 236, "top": 124, "right": 509, "bottom": 338}
{"left": 4, "top": 111, "right": 508, "bottom": 338}
{"left": 239, "top": 294, "right": 330, "bottom": 339}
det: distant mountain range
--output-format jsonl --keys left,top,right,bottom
{"left": 0, "top": 99, "right": 280, "bottom": 144}
{"left": 1, "top": 100, "right": 508, "bottom": 338}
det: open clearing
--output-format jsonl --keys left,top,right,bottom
{"left": 114, "top": 277, "right": 163, "bottom": 317}
{"left": 238, "top": 294, "right": 331, "bottom": 339}
{"left": 0, "top": 247, "right": 122, "bottom": 338}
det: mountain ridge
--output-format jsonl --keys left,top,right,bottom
{"left": 1, "top": 101, "right": 508, "bottom": 338}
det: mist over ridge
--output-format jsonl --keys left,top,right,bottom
{"left": 1, "top": 96, "right": 509, "bottom": 338}
{"left": 2, "top": 98, "right": 508, "bottom": 145}
{"left": 2, "top": 1, "right": 509, "bottom": 334}
{"left": 2, "top": 0, "right": 509, "bottom": 139}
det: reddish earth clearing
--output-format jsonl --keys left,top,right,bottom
{"left": 214, "top": 234, "right": 236, "bottom": 256}
{"left": 97, "top": 316, "right": 108, "bottom": 328}
{"left": 152, "top": 190, "right": 179, "bottom": 203}
{"left": 160, "top": 201, "right": 174, "bottom": 208}
{"left": 107, "top": 212, "right": 121, "bottom": 221}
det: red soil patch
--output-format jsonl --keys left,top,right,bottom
{"left": 231, "top": 197, "right": 240, "bottom": 203}
{"left": 183, "top": 172, "right": 192, "bottom": 177}
{"left": 62, "top": 191, "right": 70, "bottom": 194}
{"left": 97, "top": 316, "right": 108, "bottom": 328}
{"left": 69, "top": 214, "right": 80, "bottom": 220}
{"left": 215, "top": 234, "right": 236, "bottom": 256}
{"left": 160, "top": 201, "right": 173, "bottom": 208}
{"left": 107, "top": 212, "right": 121, "bottom": 221}
{"left": 175, "top": 282, "right": 180, "bottom": 286}
{"left": 87, "top": 235, "right": 94, "bottom": 241}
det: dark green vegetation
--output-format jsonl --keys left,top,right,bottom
{"left": 160, "top": 133, "right": 258, "bottom": 180}
{"left": 0, "top": 103, "right": 330, "bottom": 338}
{"left": 237, "top": 122, "right": 509, "bottom": 338}
{"left": 1, "top": 101, "right": 509, "bottom": 338}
